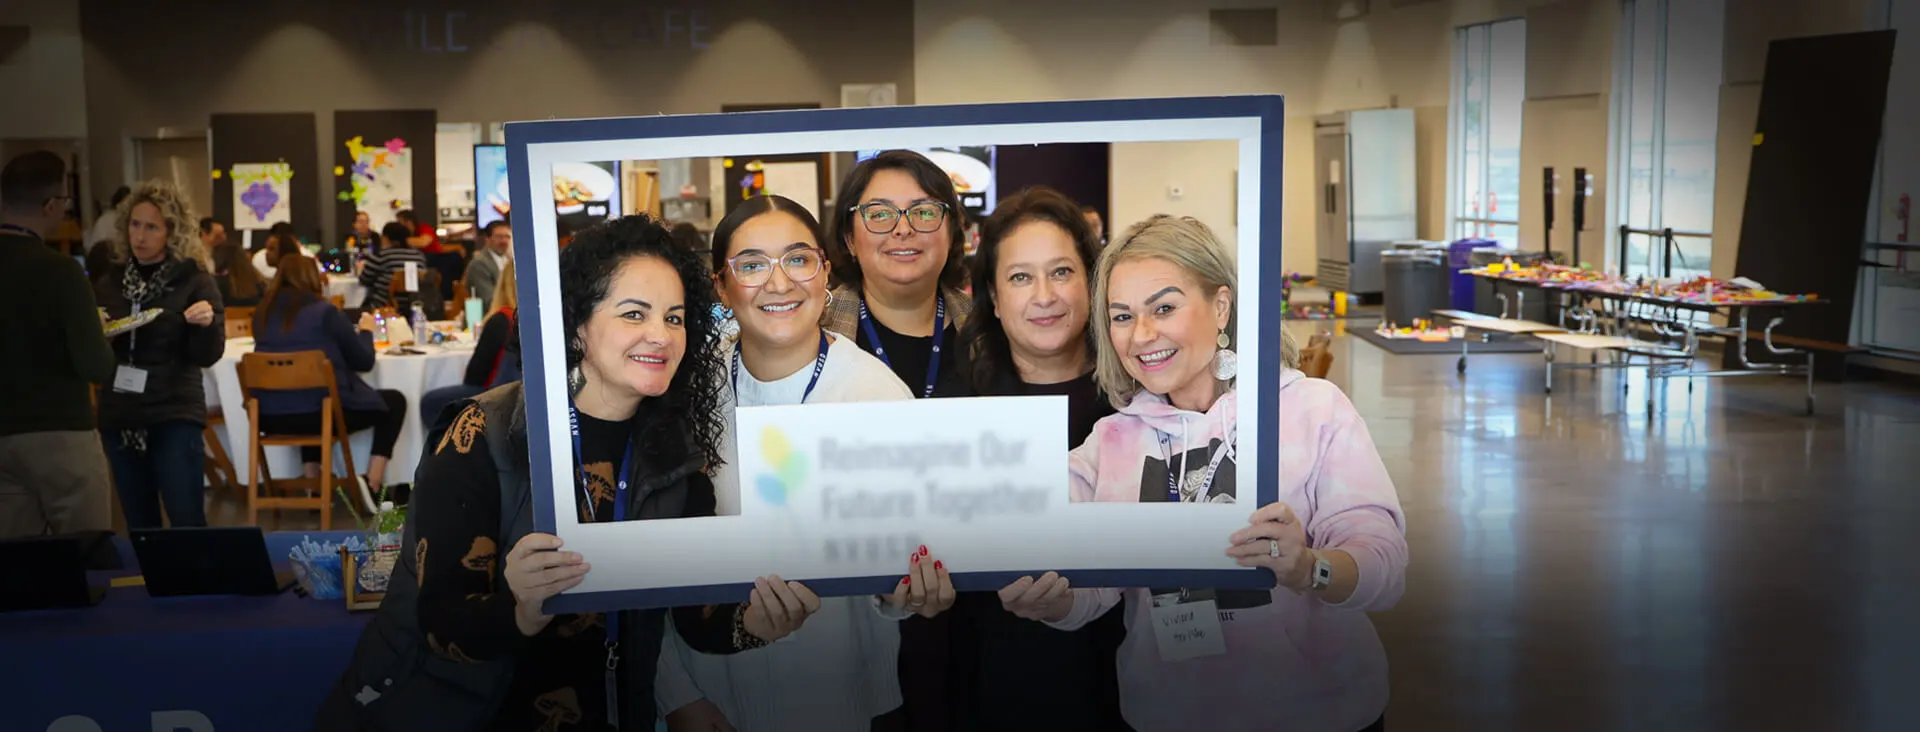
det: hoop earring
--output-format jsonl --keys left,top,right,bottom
{"left": 825, "top": 289, "right": 836, "bottom": 309}
{"left": 1212, "top": 329, "right": 1238, "bottom": 381}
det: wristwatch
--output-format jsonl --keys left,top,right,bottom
{"left": 1308, "top": 550, "right": 1333, "bottom": 591}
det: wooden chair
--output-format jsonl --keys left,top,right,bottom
{"left": 447, "top": 278, "right": 468, "bottom": 320}
{"left": 237, "top": 351, "right": 353, "bottom": 529}
{"left": 1301, "top": 332, "right": 1335, "bottom": 380}
{"left": 388, "top": 267, "right": 444, "bottom": 316}
{"left": 202, "top": 408, "right": 239, "bottom": 499}
{"left": 225, "top": 306, "right": 254, "bottom": 339}
{"left": 329, "top": 294, "right": 346, "bottom": 309}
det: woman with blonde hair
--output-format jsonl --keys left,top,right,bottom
{"left": 418, "top": 260, "right": 522, "bottom": 427}
{"left": 93, "top": 180, "right": 225, "bottom": 529}
{"left": 1000, "top": 215, "right": 1406, "bottom": 732}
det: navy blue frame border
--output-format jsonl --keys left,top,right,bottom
{"left": 506, "top": 96, "right": 1285, "bottom": 613}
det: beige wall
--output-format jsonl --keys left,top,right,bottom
{"left": 915, "top": 0, "right": 1604, "bottom": 280}
{"left": 76, "top": 1, "right": 915, "bottom": 245}
{"left": 0, "top": 0, "right": 86, "bottom": 141}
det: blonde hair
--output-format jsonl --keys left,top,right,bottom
{"left": 113, "top": 180, "right": 212, "bottom": 273}
{"left": 1090, "top": 215, "right": 1298, "bottom": 409}
{"left": 490, "top": 260, "right": 518, "bottom": 317}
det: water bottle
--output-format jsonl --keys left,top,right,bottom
{"left": 373, "top": 312, "right": 390, "bottom": 350}
{"left": 410, "top": 302, "right": 428, "bottom": 346}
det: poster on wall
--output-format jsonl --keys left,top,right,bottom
{"left": 338, "top": 136, "right": 413, "bottom": 229}
{"left": 857, "top": 146, "right": 996, "bottom": 219}
{"left": 475, "top": 144, "right": 509, "bottom": 229}
{"left": 551, "top": 161, "right": 620, "bottom": 235}
{"left": 229, "top": 162, "right": 294, "bottom": 230}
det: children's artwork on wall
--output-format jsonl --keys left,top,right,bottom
{"left": 338, "top": 136, "right": 413, "bottom": 229}
{"left": 229, "top": 163, "right": 294, "bottom": 229}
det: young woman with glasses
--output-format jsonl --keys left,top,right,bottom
{"left": 656, "top": 195, "right": 957, "bottom": 732}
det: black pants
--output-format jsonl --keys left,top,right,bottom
{"left": 256, "top": 389, "right": 407, "bottom": 465}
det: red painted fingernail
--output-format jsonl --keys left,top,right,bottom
{"left": 935, "top": 560, "right": 944, "bottom": 570}
{"left": 902, "top": 576, "right": 911, "bottom": 585}
{"left": 918, "top": 545, "right": 928, "bottom": 556}
{"left": 911, "top": 553, "right": 920, "bottom": 564}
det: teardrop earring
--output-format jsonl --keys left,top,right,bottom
{"left": 568, "top": 365, "right": 586, "bottom": 397}
{"left": 1212, "top": 329, "right": 1238, "bottom": 381}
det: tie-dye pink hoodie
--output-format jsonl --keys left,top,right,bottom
{"left": 1049, "top": 369, "right": 1408, "bottom": 732}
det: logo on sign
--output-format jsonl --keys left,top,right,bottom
{"left": 754, "top": 427, "right": 808, "bottom": 507}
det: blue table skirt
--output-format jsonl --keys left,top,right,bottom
{"left": 2, "top": 530, "right": 373, "bottom": 731}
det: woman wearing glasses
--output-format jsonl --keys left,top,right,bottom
{"left": 822, "top": 150, "right": 974, "bottom": 730}
{"left": 657, "top": 195, "right": 957, "bottom": 732}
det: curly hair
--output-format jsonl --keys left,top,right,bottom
{"left": 959, "top": 187, "right": 1103, "bottom": 394}
{"left": 113, "top": 179, "right": 212, "bottom": 273}
{"left": 559, "top": 214, "right": 728, "bottom": 471}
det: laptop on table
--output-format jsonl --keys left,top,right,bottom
{"left": 0, "top": 535, "right": 108, "bottom": 611}
{"left": 130, "top": 526, "right": 296, "bottom": 597}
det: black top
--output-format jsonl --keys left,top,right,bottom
{"left": 855, "top": 313, "right": 966, "bottom": 399}
{"left": 413, "top": 403, "right": 746, "bottom": 731}
{"left": 463, "top": 311, "right": 514, "bottom": 388}
{"left": 946, "top": 367, "right": 1129, "bottom": 732}
{"left": 0, "top": 231, "right": 116, "bottom": 436}
{"left": 92, "top": 257, "right": 226, "bottom": 430}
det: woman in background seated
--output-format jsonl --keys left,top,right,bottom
{"left": 212, "top": 240, "right": 264, "bottom": 307}
{"left": 418, "top": 260, "right": 521, "bottom": 426}
{"left": 250, "top": 255, "right": 407, "bottom": 510}
{"left": 1003, "top": 215, "right": 1408, "bottom": 732}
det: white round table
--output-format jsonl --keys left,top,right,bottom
{"left": 204, "top": 337, "right": 472, "bottom": 490}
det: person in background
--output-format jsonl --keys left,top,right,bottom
{"left": 939, "top": 187, "right": 1127, "bottom": 731}
{"left": 0, "top": 150, "right": 116, "bottom": 539}
{"left": 84, "top": 186, "right": 132, "bottom": 282}
{"left": 656, "top": 195, "right": 954, "bottom": 732}
{"left": 344, "top": 210, "right": 378, "bottom": 263}
{"left": 463, "top": 220, "right": 512, "bottom": 306}
{"left": 93, "top": 180, "right": 224, "bottom": 530}
{"left": 359, "top": 221, "right": 428, "bottom": 312}
{"left": 250, "top": 255, "right": 407, "bottom": 511}
{"left": 668, "top": 220, "right": 706, "bottom": 258}
{"left": 398, "top": 208, "right": 463, "bottom": 301}
{"left": 198, "top": 217, "right": 228, "bottom": 252}
{"left": 212, "top": 240, "right": 265, "bottom": 308}
{"left": 1081, "top": 205, "right": 1105, "bottom": 247}
{"left": 416, "top": 260, "right": 521, "bottom": 426}
{"left": 252, "top": 231, "right": 303, "bottom": 282}
{"left": 1003, "top": 215, "right": 1407, "bottom": 732}
{"left": 821, "top": 149, "right": 975, "bottom": 730}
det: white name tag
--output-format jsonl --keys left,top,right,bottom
{"left": 1150, "top": 595, "right": 1227, "bottom": 662}
{"left": 403, "top": 262, "right": 419, "bottom": 292}
{"left": 113, "top": 365, "right": 148, "bottom": 394}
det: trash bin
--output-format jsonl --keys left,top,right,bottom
{"left": 1382, "top": 248, "right": 1450, "bottom": 326}
{"left": 1448, "top": 239, "right": 1499, "bottom": 312}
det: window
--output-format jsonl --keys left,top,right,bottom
{"left": 1611, "top": 0, "right": 1725, "bottom": 281}
{"left": 1861, "top": 0, "right": 1919, "bottom": 353}
{"left": 1449, "top": 19, "right": 1527, "bottom": 247}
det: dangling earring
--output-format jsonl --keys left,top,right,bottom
{"left": 568, "top": 365, "right": 585, "bottom": 397}
{"left": 1212, "top": 329, "right": 1238, "bottom": 381}
{"left": 825, "top": 289, "right": 836, "bottom": 309}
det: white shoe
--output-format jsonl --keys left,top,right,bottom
{"left": 357, "top": 475, "right": 379, "bottom": 515}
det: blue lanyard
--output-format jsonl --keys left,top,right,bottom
{"left": 734, "top": 330, "right": 829, "bottom": 403}
{"left": 857, "top": 293, "right": 945, "bottom": 398}
{"left": 568, "top": 403, "right": 633, "bottom": 722}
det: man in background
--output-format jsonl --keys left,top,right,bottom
{"left": 199, "top": 217, "right": 227, "bottom": 252}
{"left": 1082, "top": 204, "right": 1105, "bottom": 247}
{"left": 0, "top": 151, "right": 116, "bottom": 539}
{"left": 463, "top": 220, "right": 512, "bottom": 306}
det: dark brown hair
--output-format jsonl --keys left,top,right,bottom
{"left": 213, "top": 241, "right": 262, "bottom": 300}
{"left": 256, "top": 252, "right": 325, "bottom": 334}
{"left": 959, "top": 187, "right": 1103, "bottom": 394}
{"left": 823, "top": 150, "right": 968, "bottom": 293}
{"left": 710, "top": 195, "right": 823, "bottom": 278}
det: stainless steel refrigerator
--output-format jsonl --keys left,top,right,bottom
{"left": 1314, "top": 109, "right": 1417, "bottom": 296}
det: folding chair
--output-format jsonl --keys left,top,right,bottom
{"left": 225, "top": 306, "right": 254, "bottom": 339}
{"left": 237, "top": 351, "right": 354, "bottom": 529}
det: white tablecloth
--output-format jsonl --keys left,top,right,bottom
{"left": 327, "top": 275, "right": 366, "bottom": 309}
{"left": 204, "top": 338, "right": 471, "bottom": 488}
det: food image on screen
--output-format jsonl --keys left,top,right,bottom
{"left": 553, "top": 177, "right": 597, "bottom": 208}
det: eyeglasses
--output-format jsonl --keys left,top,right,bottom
{"left": 851, "top": 201, "right": 949, "bottom": 235}
{"left": 725, "top": 246, "right": 825, "bottom": 288}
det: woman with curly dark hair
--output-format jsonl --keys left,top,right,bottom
{"left": 321, "top": 215, "right": 787, "bottom": 731}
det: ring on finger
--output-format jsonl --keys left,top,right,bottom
{"left": 1268, "top": 539, "right": 1280, "bottom": 557}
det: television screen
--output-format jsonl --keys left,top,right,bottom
{"left": 474, "top": 145, "right": 508, "bottom": 229}
{"left": 552, "top": 161, "right": 621, "bottom": 235}
{"left": 855, "top": 147, "right": 995, "bottom": 219}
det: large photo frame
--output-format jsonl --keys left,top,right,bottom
{"left": 505, "top": 96, "right": 1285, "bottom": 613}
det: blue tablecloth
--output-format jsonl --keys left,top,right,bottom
{"left": 1, "top": 530, "right": 373, "bottom": 731}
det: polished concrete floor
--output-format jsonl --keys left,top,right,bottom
{"left": 1289, "top": 320, "right": 1920, "bottom": 732}
{"left": 183, "top": 322, "right": 1920, "bottom": 730}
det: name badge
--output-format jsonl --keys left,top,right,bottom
{"left": 1150, "top": 592, "right": 1227, "bottom": 662}
{"left": 113, "top": 365, "right": 149, "bottom": 394}
{"left": 403, "top": 262, "right": 419, "bottom": 292}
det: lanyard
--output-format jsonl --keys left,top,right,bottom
{"left": 1158, "top": 430, "right": 1234, "bottom": 503}
{"left": 858, "top": 293, "right": 945, "bottom": 398}
{"left": 0, "top": 223, "right": 41, "bottom": 242}
{"left": 734, "top": 330, "right": 829, "bottom": 404}
{"left": 568, "top": 403, "right": 633, "bottom": 725}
